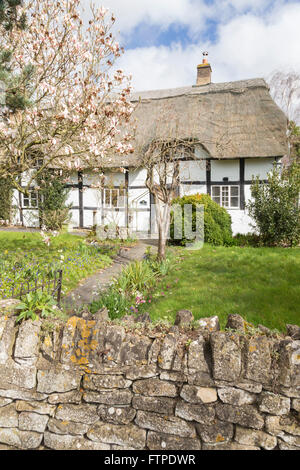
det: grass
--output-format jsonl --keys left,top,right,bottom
{"left": 0, "top": 231, "right": 114, "bottom": 300}
{"left": 136, "top": 244, "right": 300, "bottom": 332}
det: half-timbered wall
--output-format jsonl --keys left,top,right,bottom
{"left": 12, "top": 157, "right": 278, "bottom": 236}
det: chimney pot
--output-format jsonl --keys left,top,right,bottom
{"left": 196, "top": 52, "right": 212, "bottom": 86}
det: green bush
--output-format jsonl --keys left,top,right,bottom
{"left": 170, "top": 193, "right": 232, "bottom": 246}
{"left": 247, "top": 162, "right": 300, "bottom": 246}
{"left": 37, "top": 169, "right": 71, "bottom": 231}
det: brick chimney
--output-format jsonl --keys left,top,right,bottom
{"left": 196, "top": 52, "right": 212, "bottom": 86}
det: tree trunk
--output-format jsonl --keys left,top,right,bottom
{"left": 155, "top": 196, "right": 171, "bottom": 260}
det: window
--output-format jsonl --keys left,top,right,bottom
{"left": 23, "top": 191, "right": 38, "bottom": 208}
{"left": 212, "top": 185, "right": 239, "bottom": 209}
{"left": 104, "top": 188, "right": 126, "bottom": 208}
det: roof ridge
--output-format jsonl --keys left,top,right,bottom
{"left": 130, "top": 78, "right": 268, "bottom": 102}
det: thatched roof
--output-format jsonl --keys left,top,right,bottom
{"left": 111, "top": 77, "right": 288, "bottom": 168}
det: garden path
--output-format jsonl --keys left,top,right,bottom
{"left": 62, "top": 240, "right": 156, "bottom": 313}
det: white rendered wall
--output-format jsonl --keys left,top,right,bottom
{"left": 104, "top": 171, "right": 125, "bottom": 187}
{"left": 228, "top": 210, "right": 255, "bottom": 235}
{"left": 129, "top": 168, "right": 147, "bottom": 186}
{"left": 66, "top": 187, "right": 79, "bottom": 208}
{"left": 211, "top": 159, "right": 239, "bottom": 182}
{"left": 82, "top": 187, "right": 101, "bottom": 209}
{"left": 245, "top": 158, "right": 275, "bottom": 180}
{"left": 179, "top": 160, "right": 206, "bottom": 182}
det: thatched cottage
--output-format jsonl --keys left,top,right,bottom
{"left": 13, "top": 57, "right": 288, "bottom": 236}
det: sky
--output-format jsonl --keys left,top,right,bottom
{"left": 88, "top": 0, "right": 300, "bottom": 93}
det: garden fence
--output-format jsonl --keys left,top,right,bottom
{"left": 11, "top": 269, "right": 63, "bottom": 307}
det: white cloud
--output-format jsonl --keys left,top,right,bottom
{"left": 113, "top": 1, "right": 300, "bottom": 91}
{"left": 99, "top": 0, "right": 210, "bottom": 36}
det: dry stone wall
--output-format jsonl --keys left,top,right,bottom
{"left": 0, "top": 309, "right": 299, "bottom": 451}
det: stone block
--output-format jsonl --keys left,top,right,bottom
{"left": 37, "top": 368, "right": 82, "bottom": 394}
{"left": 174, "top": 310, "right": 194, "bottom": 327}
{"left": 157, "top": 333, "right": 178, "bottom": 370}
{"left": 0, "top": 428, "right": 43, "bottom": 449}
{"left": 44, "top": 431, "right": 110, "bottom": 450}
{"left": 235, "top": 425, "right": 277, "bottom": 450}
{"left": 15, "top": 400, "right": 55, "bottom": 416}
{"left": 265, "top": 414, "right": 300, "bottom": 437}
{"left": 55, "top": 404, "right": 99, "bottom": 425}
{"left": 180, "top": 384, "right": 217, "bottom": 404}
{"left": 147, "top": 431, "right": 201, "bottom": 450}
{"left": 175, "top": 401, "right": 215, "bottom": 425}
{"left": 135, "top": 410, "right": 196, "bottom": 438}
{"left": 97, "top": 405, "right": 136, "bottom": 425}
{"left": 244, "top": 336, "right": 273, "bottom": 384}
{"left": 196, "top": 419, "right": 234, "bottom": 443}
{"left": 47, "top": 418, "right": 90, "bottom": 436}
{"left": 0, "top": 318, "right": 17, "bottom": 364}
{"left": 0, "top": 360, "right": 37, "bottom": 390}
{"left": 259, "top": 392, "right": 290, "bottom": 416}
{"left": 132, "top": 396, "right": 175, "bottom": 415}
{"left": 210, "top": 332, "right": 241, "bottom": 382}
{"left": 14, "top": 319, "right": 41, "bottom": 366}
{"left": 19, "top": 412, "right": 49, "bottom": 433}
{"left": 0, "top": 403, "right": 18, "bottom": 428}
{"left": 132, "top": 378, "right": 177, "bottom": 397}
{"left": 83, "top": 374, "right": 132, "bottom": 390}
{"left": 87, "top": 422, "right": 146, "bottom": 449}
{"left": 83, "top": 389, "right": 132, "bottom": 405}
{"left": 215, "top": 403, "right": 264, "bottom": 430}
{"left": 217, "top": 387, "right": 256, "bottom": 405}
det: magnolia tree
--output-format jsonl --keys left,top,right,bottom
{"left": 0, "top": 0, "right": 134, "bottom": 192}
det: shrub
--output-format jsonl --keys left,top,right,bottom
{"left": 37, "top": 169, "right": 71, "bottom": 231}
{"left": 247, "top": 162, "right": 300, "bottom": 246}
{"left": 170, "top": 193, "right": 232, "bottom": 246}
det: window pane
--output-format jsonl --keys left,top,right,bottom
{"left": 212, "top": 187, "right": 220, "bottom": 197}
{"left": 31, "top": 192, "right": 38, "bottom": 208}
{"left": 222, "top": 187, "right": 229, "bottom": 207}
{"left": 230, "top": 197, "right": 239, "bottom": 208}
{"left": 231, "top": 186, "right": 239, "bottom": 197}
{"left": 118, "top": 189, "right": 125, "bottom": 207}
{"left": 105, "top": 190, "right": 111, "bottom": 207}
{"left": 23, "top": 196, "right": 29, "bottom": 207}
{"left": 111, "top": 189, "right": 118, "bottom": 208}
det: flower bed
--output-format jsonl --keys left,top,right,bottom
{"left": 0, "top": 232, "right": 113, "bottom": 301}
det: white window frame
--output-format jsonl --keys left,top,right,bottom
{"left": 23, "top": 191, "right": 38, "bottom": 208}
{"left": 103, "top": 188, "right": 126, "bottom": 209}
{"left": 211, "top": 185, "right": 240, "bottom": 209}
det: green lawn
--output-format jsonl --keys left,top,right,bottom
{"left": 138, "top": 244, "right": 300, "bottom": 332}
{"left": 0, "top": 231, "right": 115, "bottom": 300}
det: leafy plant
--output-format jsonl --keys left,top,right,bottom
{"left": 36, "top": 169, "right": 72, "bottom": 231}
{"left": 170, "top": 193, "right": 233, "bottom": 246}
{"left": 247, "top": 162, "right": 300, "bottom": 246}
{"left": 114, "top": 260, "right": 158, "bottom": 295}
{"left": 90, "top": 287, "right": 131, "bottom": 320}
{"left": 15, "top": 290, "right": 58, "bottom": 323}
